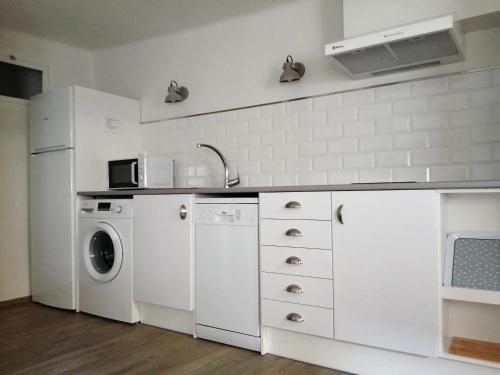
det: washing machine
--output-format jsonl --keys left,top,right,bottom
{"left": 78, "top": 199, "right": 139, "bottom": 323}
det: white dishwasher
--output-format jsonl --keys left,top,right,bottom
{"left": 195, "top": 197, "right": 260, "bottom": 351}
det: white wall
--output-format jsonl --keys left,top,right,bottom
{"left": 94, "top": 0, "right": 500, "bottom": 123}
{"left": 0, "top": 97, "right": 30, "bottom": 302}
{"left": 0, "top": 26, "right": 95, "bottom": 90}
{"left": 142, "top": 68, "right": 500, "bottom": 187}
{"left": 344, "top": 0, "right": 500, "bottom": 37}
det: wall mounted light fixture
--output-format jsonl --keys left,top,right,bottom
{"left": 165, "top": 80, "right": 189, "bottom": 103}
{"left": 279, "top": 55, "right": 305, "bottom": 82}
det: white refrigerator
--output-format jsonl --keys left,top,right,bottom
{"left": 29, "top": 86, "right": 140, "bottom": 309}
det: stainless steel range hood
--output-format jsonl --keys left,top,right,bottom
{"left": 325, "top": 15, "right": 464, "bottom": 79}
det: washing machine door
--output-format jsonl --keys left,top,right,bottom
{"left": 83, "top": 222, "right": 123, "bottom": 283}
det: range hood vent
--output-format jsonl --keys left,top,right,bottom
{"left": 325, "top": 15, "right": 463, "bottom": 79}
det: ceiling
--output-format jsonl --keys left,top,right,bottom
{"left": 0, "top": 0, "right": 290, "bottom": 50}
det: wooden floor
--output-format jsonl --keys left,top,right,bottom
{"left": 0, "top": 302, "right": 348, "bottom": 375}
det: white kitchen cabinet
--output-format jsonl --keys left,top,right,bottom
{"left": 133, "top": 195, "right": 194, "bottom": 311}
{"left": 332, "top": 190, "right": 439, "bottom": 357}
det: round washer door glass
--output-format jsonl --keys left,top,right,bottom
{"left": 84, "top": 222, "right": 123, "bottom": 283}
{"left": 90, "top": 231, "right": 115, "bottom": 273}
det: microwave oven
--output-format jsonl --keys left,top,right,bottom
{"left": 108, "top": 154, "right": 174, "bottom": 189}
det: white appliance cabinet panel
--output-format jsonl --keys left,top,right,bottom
{"left": 133, "top": 195, "right": 194, "bottom": 311}
{"left": 332, "top": 190, "right": 439, "bottom": 357}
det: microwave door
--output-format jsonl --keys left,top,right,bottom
{"left": 108, "top": 159, "right": 139, "bottom": 189}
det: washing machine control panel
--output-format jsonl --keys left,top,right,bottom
{"left": 80, "top": 199, "right": 132, "bottom": 219}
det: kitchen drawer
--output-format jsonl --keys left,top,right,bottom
{"left": 261, "top": 272, "right": 333, "bottom": 308}
{"left": 262, "top": 299, "right": 334, "bottom": 339}
{"left": 261, "top": 246, "right": 332, "bottom": 279}
{"left": 260, "top": 219, "right": 332, "bottom": 250}
{"left": 260, "top": 192, "right": 331, "bottom": 220}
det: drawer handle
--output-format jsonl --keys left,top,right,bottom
{"left": 286, "top": 284, "right": 304, "bottom": 294}
{"left": 285, "top": 256, "right": 303, "bottom": 265}
{"left": 285, "top": 201, "right": 301, "bottom": 209}
{"left": 286, "top": 312, "right": 304, "bottom": 323}
{"left": 336, "top": 204, "right": 344, "bottom": 224}
{"left": 285, "top": 228, "right": 302, "bottom": 237}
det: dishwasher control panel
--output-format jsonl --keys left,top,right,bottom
{"left": 196, "top": 204, "right": 258, "bottom": 226}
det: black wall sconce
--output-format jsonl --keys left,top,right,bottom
{"left": 279, "top": 55, "right": 305, "bottom": 82}
{"left": 165, "top": 80, "right": 189, "bottom": 103}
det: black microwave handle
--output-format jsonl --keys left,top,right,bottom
{"left": 131, "top": 161, "right": 138, "bottom": 185}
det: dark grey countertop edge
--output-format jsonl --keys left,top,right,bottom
{"left": 77, "top": 180, "right": 500, "bottom": 196}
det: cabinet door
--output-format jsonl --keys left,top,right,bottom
{"left": 133, "top": 195, "right": 194, "bottom": 311}
{"left": 332, "top": 190, "right": 438, "bottom": 357}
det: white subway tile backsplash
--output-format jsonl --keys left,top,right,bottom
{"left": 428, "top": 165, "right": 469, "bottom": 181}
{"left": 343, "top": 153, "right": 375, "bottom": 169}
{"left": 393, "top": 97, "right": 428, "bottom": 115}
{"left": 273, "top": 115, "right": 297, "bottom": 130}
{"left": 359, "top": 169, "right": 392, "bottom": 183}
{"left": 410, "top": 149, "right": 449, "bottom": 166}
{"left": 273, "top": 173, "right": 299, "bottom": 186}
{"left": 450, "top": 71, "right": 491, "bottom": 90}
{"left": 261, "top": 130, "right": 285, "bottom": 145}
{"left": 328, "top": 138, "right": 358, "bottom": 154}
{"left": 393, "top": 132, "right": 428, "bottom": 149}
{"left": 261, "top": 160, "right": 286, "bottom": 174}
{"left": 470, "top": 162, "right": 500, "bottom": 180}
{"left": 237, "top": 107, "right": 260, "bottom": 121}
{"left": 358, "top": 102, "right": 391, "bottom": 119}
{"left": 472, "top": 125, "right": 500, "bottom": 144}
{"left": 411, "top": 76, "right": 449, "bottom": 96}
{"left": 313, "top": 94, "right": 342, "bottom": 110}
{"left": 286, "top": 127, "right": 313, "bottom": 143}
{"left": 327, "top": 106, "right": 357, "bottom": 122}
{"left": 273, "top": 144, "right": 298, "bottom": 159}
{"left": 249, "top": 146, "right": 272, "bottom": 160}
{"left": 450, "top": 145, "right": 491, "bottom": 163}
{"left": 286, "top": 99, "right": 312, "bottom": 114}
{"left": 430, "top": 93, "right": 468, "bottom": 112}
{"left": 299, "top": 172, "right": 328, "bottom": 185}
{"left": 375, "top": 116, "right": 410, "bottom": 134}
{"left": 226, "top": 120, "right": 249, "bottom": 136}
{"left": 391, "top": 167, "right": 428, "bottom": 182}
{"left": 297, "top": 111, "right": 327, "bottom": 127}
{"left": 313, "top": 123, "right": 342, "bottom": 141}
{"left": 429, "top": 128, "right": 470, "bottom": 148}
{"left": 343, "top": 120, "right": 374, "bottom": 137}
{"left": 328, "top": 170, "right": 358, "bottom": 184}
{"left": 237, "top": 133, "right": 260, "bottom": 148}
{"left": 412, "top": 112, "right": 449, "bottom": 130}
{"left": 359, "top": 135, "right": 392, "bottom": 152}
{"left": 375, "top": 83, "right": 410, "bottom": 101}
{"left": 343, "top": 89, "right": 374, "bottom": 106}
{"left": 299, "top": 141, "right": 327, "bottom": 156}
{"left": 248, "top": 118, "right": 272, "bottom": 133}
{"left": 260, "top": 103, "right": 285, "bottom": 118}
{"left": 143, "top": 69, "right": 500, "bottom": 187}
{"left": 376, "top": 151, "right": 409, "bottom": 167}
{"left": 286, "top": 158, "right": 313, "bottom": 173}
{"left": 451, "top": 108, "right": 492, "bottom": 128}
{"left": 313, "top": 155, "right": 342, "bottom": 171}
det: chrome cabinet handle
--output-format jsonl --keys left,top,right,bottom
{"left": 179, "top": 204, "right": 188, "bottom": 220}
{"left": 286, "top": 313, "right": 304, "bottom": 323}
{"left": 286, "top": 284, "right": 304, "bottom": 294}
{"left": 285, "top": 256, "right": 303, "bottom": 265}
{"left": 336, "top": 204, "right": 344, "bottom": 224}
{"left": 285, "top": 228, "right": 302, "bottom": 237}
{"left": 285, "top": 201, "right": 301, "bottom": 209}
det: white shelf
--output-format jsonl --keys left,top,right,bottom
{"left": 441, "top": 287, "right": 500, "bottom": 306}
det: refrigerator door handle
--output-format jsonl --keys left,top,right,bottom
{"left": 131, "top": 161, "right": 138, "bottom": 185}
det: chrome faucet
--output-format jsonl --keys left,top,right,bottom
{"left": 196, "top": 143, "right": 240, "bottom": 188}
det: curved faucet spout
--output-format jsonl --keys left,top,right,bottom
{"left": 197, "top": 143, "right": 240, "bottom": 188}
